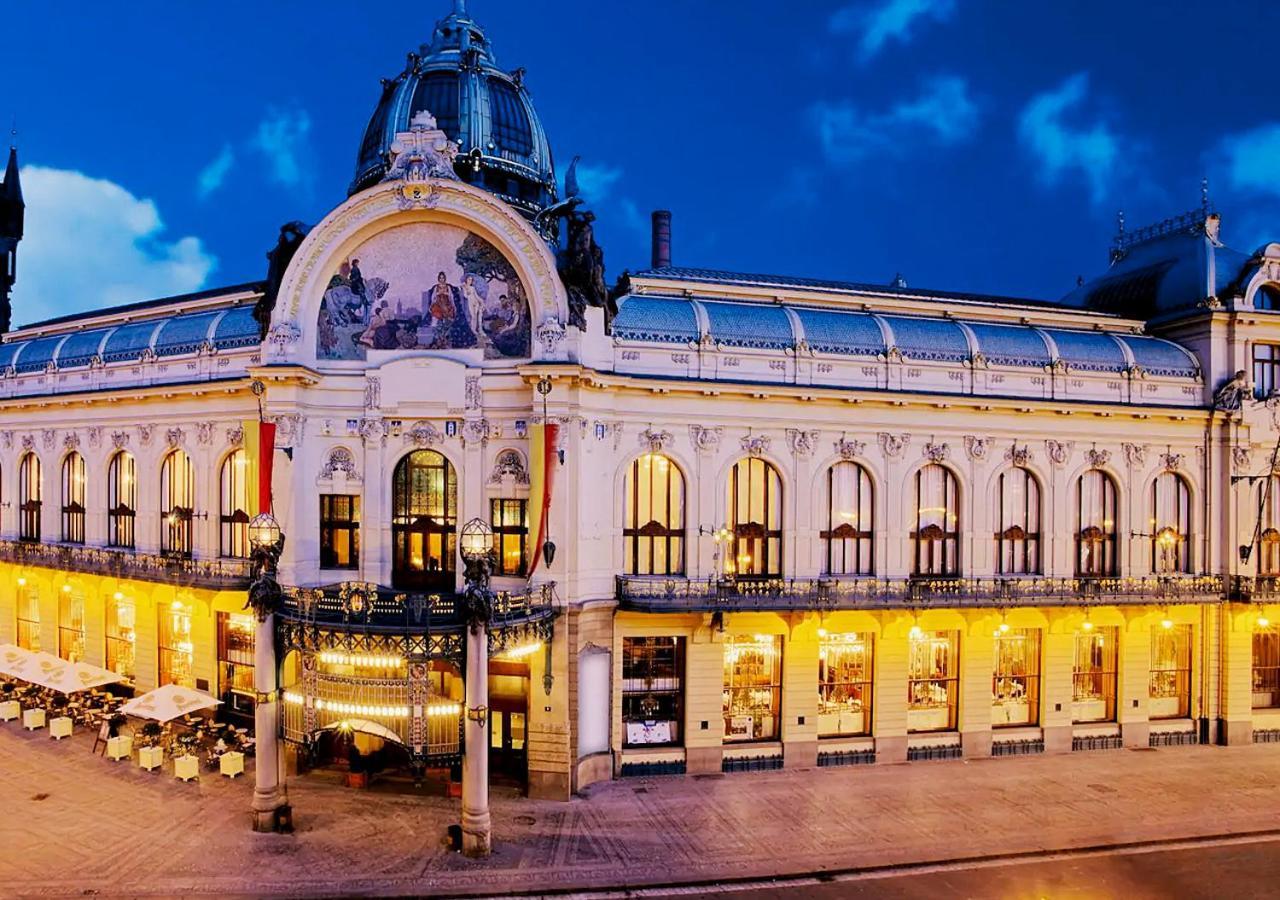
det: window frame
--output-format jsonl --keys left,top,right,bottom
{"left": 391, "top": 449, "right": 458, "bottom": 592}
{"left": 994, "top": 467, "right": 1041, "bottom": 575}
{"left": 911, "top": 465, "right": 960, "bottom": 576}
{"left": 822, "top": 462, "right": 874, "bottom": 576}
{"left": 1254, "top": 342, "right": 1280, "bottom": 399}
{"left": 1253, "top": 626, "right": 1280, "bottom": 710}
{"left": 60, "top": 451, "right": 86, "bottom": 544}
{"left": 1150, "top": 471, "right": 1191, "bottom": 574}
{"left": 158, "top": 598, "right": 195, "bottom": 688}
{"left": 18, "top": 452, "right": 41, "bottom": 543}
{"left": 621, "top": 636, "right": 686, "bottom": 748}
{"left": 993, "top": 627, "right": 1041, "bottom": 727}
{"left": 319, "top": 494, "right": 361, "bottom": 570}
{"left": 219, "top": 449, "right": 250, "bottom": 559}
{"left": 490, "top": 497, "right": 528, "bottom": 577}
{"left": 160, "top": 450, "right": 196, "bottom": 559}
{"left": 817, "top": 631, "right": 874, "bottom": 737}
{"left": 1149, "top": 624, "right": 1192, "bottom": 720}
{"left": 722, "top": 634, "right": 782, "bottom": 743}
{"left": 1075, "top": 469, "right": 1118, "bottom": 577}
{"left": 623, "top": 453, "right": 686, "bottom": 577}
{"left": 106, "top": 592, "right": 137, "bottom": 682}
{"left": 57, "top": 588, "right": 86, "bottom": 663}
{"left": 726, "top": 458, "right": 783, "bottom": 579}
{"left": 1072, "top": 626, "right": 1118, "bottom": 723}
{"left": 107, "top": 451, "right": 137, "bottom": 549}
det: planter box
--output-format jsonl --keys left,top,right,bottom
{"left": 49, "top": 716, "right": 72, "bottom": 740}
{"left": 22, "top": 708, "right": 45, "bottom": 731}
{"left": 106, "top": 735, "right": 132, "bottom": 761}
{"left": 174, "top": 754, "right": 199, "bottom": 782}
{"left": 0, "top": 700, "right": 19, "bottom": 721}
{"left": 138, "top": 745, "right": 165, "bottom": 771}
{"left": 219, "top": 751, "right": 245, "bottom": 778}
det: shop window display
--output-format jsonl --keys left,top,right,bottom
{"left": 907, "top": 629, "right": 958, "bottom": 732}
{"left": 621, "top": 636, "right": 684, "bottom": 747}
{"left": 723, "top": 634, "right": 782, "bottom": 742}
{"left": 818, "top": 631, "right": 873, "bottom": 736}
{"left": 1149, "top": 623, "right": 1191, "bottom": 719}
{"left": 1072, "top": 626, "right": 1117, "bottom": 722}
{"left": 992, "top": 627, "right": 1040, "bottom": 727}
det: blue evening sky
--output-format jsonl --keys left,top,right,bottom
{"left": 4, "top": 0, "right": 1280, "bottom": 324}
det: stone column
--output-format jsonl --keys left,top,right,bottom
{"left": 462, "top": 623, "right": 491, "bottom": 857}
{"left": 251, "top": 612, "right": 286, "bottom": 832}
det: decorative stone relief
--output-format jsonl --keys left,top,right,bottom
{"left": 536, "top": 318, "right": 566, "bottom": 356}
{"left": 1004, "top": 444, "right": 1032, "bottom": 467}
{"left": 1045, "top": 440, "right": 1074, "bottom": 467}
{"left": 273, "top": 414, "right": 304, "bottom": 449}
{"left": 835, "top": 438, "right": 866, "bottom": 461}
{"left": 20, "top": 434, "right": 33, "bottom": 452}
{"left": 1233, "top": 446, "right": 1253, "bottom": 472}
{"left": 488, "top": 449, "right": 529, "bottom": 485}
{"left": 42, "top": 429, "right": 57, "bottom": 451}
{"left": 320, "top": 447, "right": 360, "bottom": 481}
{"left": 226, "top": 426, "right": 244, "bottom": 447}
{"left": 1122, "top": 442, "right": 1148, "bottom": 467}
{"left": 963, "top": 436, "right": 991, "bottom": 462}
{"left": 690, "top": 425, "right": 723, "bottom": 455}
{"left": 465, "top": 376, "right": 483, "bottom": 411}
{"left": 922, "top": 441, "right": 950, "bottom": 463}
{"left": 462, "top": 419, "right": 490, "bottom": 448}
{"left": 266, "top": 322, "right": 301, "bottom": 356}
{"left": 364, "top": 377, "right": 381, "bottom": 411}
{"left": 639, "top": 428, "right": 673, "bottom": 454}
{"left": 1161, "top": 451, "right": 1185, "bottom": 472}
{"left": 111, "top": 431, "right": 130, "bottom": 451}
{"left": 359, "top": 417, "right": 387, "bottom": 447}
{"left": 878, "top": 432, "right": 911, "bottom": 459}
{"left": 138, "top": 425, "right": 155, "bottom": 447}
{"left": 165, "top": 427, "right": 184, "bottom": 449}
{"left": 86, "top": 427, "right": 103, "bottom": 450}
{"left": 405, "top": 421, "right": 441, "bottom": 448}
{"left": 196, "top": 422, "right": 215, "bottom": 446}
{"left": 63, "top": 432, "right": 80, "bottom": 452}
{"left": 1086, "top": 448, "right": 1111, "bottom": 468}
{"left": 0, "top": 431, "right": 12, "bottom": 451}
{"left": 785, "top": 429, "right": 819, "bottom": 459}
{"left": 740, "top": 434, "right": 772, "bottom": 457}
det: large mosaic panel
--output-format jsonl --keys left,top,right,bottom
{"left": 316, "top": 223, "right": 531, "bottom": 360}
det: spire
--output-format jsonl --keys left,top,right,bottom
{"left": 3, "top": 145, "right": 22, "bottom": 208}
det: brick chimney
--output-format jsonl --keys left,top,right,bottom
{"left": 651, "top": 210, "right": 672, "bottom": 269}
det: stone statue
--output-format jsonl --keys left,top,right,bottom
{"left": 1214, "top": 369, "right": 1251, "bottom": 411}
{"left": 255, "top": 221, "right": 311, "bottom": 339}
{"left": 558, "top": 210, "right": 608, "bottom": 330}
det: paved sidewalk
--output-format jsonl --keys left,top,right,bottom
{"left": 2, "top": 722, "right": 1280, "bottom": 898}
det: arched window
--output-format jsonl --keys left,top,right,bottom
{"left": 18, "top": 453, "right": 41, "bottom": 542}
{"left": 108, "top": 451, "right": 136, "bottom": 548}
{"left": 160, "top": 450, "right": 195, "bottom": 558}
{"left": 1259, "top": 476, "right": 1280, "bottom": 577}
{"left": 1256, "top": 283, "right": 1280, "bottom": 311}
{"left": 1075, "top": 469, "right": 1118, "bottom": 577}
{"left": 60, "top": 452, "right": 86, "bottom": 544}
{"left": 623, "top": 453, "right": 685, "bottom": 576}
{"left": 726, "top": 457, "right": 782, "bottom": 579}
{"left": 1150, "top": 472, "right": 1190, "bottom": 574}
{"left": 994, "top": 468, "right": 1041, "bottom": 575}
{"left": 391, "top": 450, "right": 457, "bottom": 591}
{"left": 822, "top": 462, "right": 873, "bottom": 576}
{"left": 220, "top": 449, "right": 250, "bottom": 559}
{"left": 911, "top": 465, "right": 959, "bottom": 576}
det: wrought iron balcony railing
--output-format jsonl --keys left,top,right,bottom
{"left": 1229, "top": 576, "right": 1280, "bottom": 602}
{"left": 280, "top": 581, "right": 556, "bottom": 632}
{"left": 616, "top": 574, "right": 1227, "bottom": 612}
{"left": 0, "top": 538, "right": 251, "bottom": 590}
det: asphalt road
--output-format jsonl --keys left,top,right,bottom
{"left": 647, "top": 836, "right": 1280, "bottom": 900}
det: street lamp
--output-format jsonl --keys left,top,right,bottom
{"left": 248, "top": 512, "right": 283, "bottom": 556}
{"left": 460, "top": 517, "right": 493, "bottom": 566}
{"left": 458, "top": 515, "right": 495, "bottom": 858}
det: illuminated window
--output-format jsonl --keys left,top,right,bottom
{"left": 18, "top": 452, "right": 41, "bottom": 543}
{"left": 1149, "top": 624, "right": 1192, "bottom": 719}
{"left": 160, "top": 450, "right": 195, "bottom": 559}
{"left": 490, "top": 498, "right": 528, "bottom": 577}
{"left": 319, "top": 495, "right": 360, "bottom": 570}
{"left": 391, "top": 450, "right": 457, "bottom": 592}
{"left": 1253, "top": 342, "right": 1280, "bottom": 399}
{"left": 623, "top": 453, "right": 685, "bottom": 576}
{"left": 60, "top": 452, "right": 86, "bottom": 544}
{"left": 57, "top": 588, "right": 85, "bottom": 663}
{"left": 818, "top": 632, "right": 873, "bottom": 736}
{"left": 107, "top": 451, "right": 136, "bottom": 549}
{"left": 15, "top": 586, "right": 39, "bottom": 651}
{"left": 723, "top": 634, "right": 782, "bottom": 742}
{"left": 106, "top": 593, "right": 136, "bottom": 681}
{"left": 908, "top": 629, "right": 958, "bottom": 732}
{"left": 1149, "top": 472, "right": 1190, "bottom": 574}
{"left": 994, "top": 467, "right": 1040, "bottom": 575}
{"left": 1072, "top": 627, "right": 1117, "bottom": 723}
{"left": 217, "top": 612, "right": 256, "bottom": 717}
{"left": 1253, "top": 626, "right": 1280, "bottom": 710}
{"left": 912, "top": 465, "right": 959, "bottom": 576}
{"left": 158, "top": 599, "right": 195, "bottom": 688}
{"left": 219, "top": 449, "right": 250, "bottom": 559}
{"left": 993, "top": 628, "right": 1040, "bottom": 727}
{"left": 1260, "top": 477, "right": 1280, "bottom": 577}
{"left": 622, "top": 636, "right": 684, "bottom": 747}
{"left": 727, "top": 458, "right": 782, "bottom": 578}
{"left": 1075, "top": 469, "right": 1118, "bottom": 577}
{"left": 822, "top": 463, "right": 873, "bottom": 576}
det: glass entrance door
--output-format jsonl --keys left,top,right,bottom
{"left": 488, "top": 703, "right": 527, "bottom": 785}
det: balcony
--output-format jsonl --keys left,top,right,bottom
{"left": 0, "top": 539, "right": 251, "bottom": 590}
{"left": 616, "top": 574, "right": 1227, "bottom": 613}
{"left": 1229, "top": 576, "right": 1280, "bottom": 602}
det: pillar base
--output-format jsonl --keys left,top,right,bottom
{"left": 461, "top": 807, "right": 492, "bottom": 858}
{"left": 251, "top": 787, "right": 287, "bottom": 834}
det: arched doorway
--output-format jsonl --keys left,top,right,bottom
{"left": 391, "top": 450, "right": 458, "bottom": 592}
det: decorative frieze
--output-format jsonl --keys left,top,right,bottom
{"left": 165, "top": 427, "right": 185, "bottom": 449}
{"left": 488, "top": 449, "right": 529, "bottom": 485}
{"left": 740, "top": 433, "right": 772, "bottom": 457}
{"left": 462, "top": 419, "right": 490, "bottom": 448}
{"left": 359, "top": 417, "right": 387, "bottom": 447}
{"left": 319, "top": 447, "right": 360, "bottom": 482}
{"left": 86, "top": 427, "right": 103, "bottom": 450}
{"left": 1160, "top": 451, "right": 1184, "bottom": 472}
{"left": 63, "top": 432, "right": 80, "bottom": 452}
{"left": 639, "top": 428, "right": 673, "bottom": 454}
{"left": 405, "top": 421, "right": 441, "bottom": 449}
{"left": 42, "top": 429, "right": 57, "bottom": 451}
{"left": 785, "top": 429, "right": 819, "bottom": 459}
{"left": 1233, "top": 446, "right": 1253, "bottom": 472}
{"left": 1122, "top": 442, "right": 1148, "bottom": 467}
{"left": 465, "top": 376, "right": 483, "bottom": 411}
{"left": 922, "top": 441, "right": 950, "bottom": 463}
{"left": 138, "top": 425, "right": 155, "bottom": 447}
{"left": 690, "top": 425, "right": 723, "bottom": 455}
{"left": 196, "top": 422, "right": 215, "bottom": 446}
{"left": 1085, "top": 447, "right": 1111, "bottom": 468}
{"left": 878, "top": 432, "right": 911, "bottom": 459}
{"left": 1004, "top": 444, "right": 1032, "bottom": 467}
{"left": 963, "top": 436, "right": 991, "bottom": 462}
{"left": 1045, "top": 440, "right": 1074, "bottom": 467}
{"left": 835, "top": 437, "right": 866, "bottom": 461}
{"left": 364, "top": 377, "right": 381, "bottom": 411}
{"left": 226, "top": 426, "right": 244, "bottom": 447}
{"left": 111, "top": 431, "right": 130, "bottom": 451}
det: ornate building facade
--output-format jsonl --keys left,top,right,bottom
{"left": 3, "top": 3, "right": 1280, "bottom": 807}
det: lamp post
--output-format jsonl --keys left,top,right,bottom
{"left": 246, "top": 512, "right": 289, "bottom": 833}
{"left": 459, "top": 516, "right": 495, "bottom": 857}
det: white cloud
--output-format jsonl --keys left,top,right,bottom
{"left": 251, "top": 107, "right": 313, "bottom": 189}
{"left": 830, "top": 0, "right": 956, "bottom": 61}
{"left": 572, "top": 162, "right": 624, "bottom": 205}
{"left": 1017, "top": 72, "right": 1120, "bottom": 205}
{"left": 16, "top": 166, "right": 216, "bottom": 323}
{"left": 813, "top": 75, "right": 979, "bottom": 165}
{"left": 196, "top": 144, "right": 235, "bottom": 199}
{"left": 1216, "top": 123, "right": 1280, "bottom": 199}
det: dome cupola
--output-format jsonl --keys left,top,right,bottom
{"left": 350, "top": 1, "right": 557, "bottom": 220}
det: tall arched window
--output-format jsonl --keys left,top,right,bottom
{"left": 911, "top": 465, "right": 959, "bottom": 576}
{"left": 623, "top": 453, "right": 685, "bottom": 576}
{"left": 60, "top": 452, "right": 86, "bottom": 544}
{"left": 160, "top": 450, "right": 195, "bottom": 558}
{"left": 391, "top": 450, "right": 457, "bottom": 591}
{"left": 1150, "top": 472, "right": 1190, "bottom": 574}
{"left": 220, "top": 449, "right": 250, "bottom": 558}
{"left": 822, "top": 462, "right": 873, "bottom": 576}
{"left": 108, "top": 451, "right": 136, "bottom": 548}
{"left": 994, "top": 467, "right": 1041, "bottom": 575}
{"left": 726, "top": 457, "right": 782, "bottom": 579}
{"left": 1075, "top": 469, "right": 1118, "bottom": 577}
{"left": 1260, "top": 476, "right": 1280, "bottom": 577}
{"left": 18, "top": 452, "right": 41, "bottom": 542}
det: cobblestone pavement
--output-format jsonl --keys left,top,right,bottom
{"left": 3, "top": 722, "right": 1280, "bottom": 898}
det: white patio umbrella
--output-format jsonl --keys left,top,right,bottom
{"left": 120, "top": 683, "right": 221, "bottom": 723}
{"left": 25, "top": 655, "right": 123, "bottom": 694}
{"left": 319, "top": 718, "right": 403, "bottom": 744}
{"left": 0, "top": 643, "right": 39, "bottom": 681}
